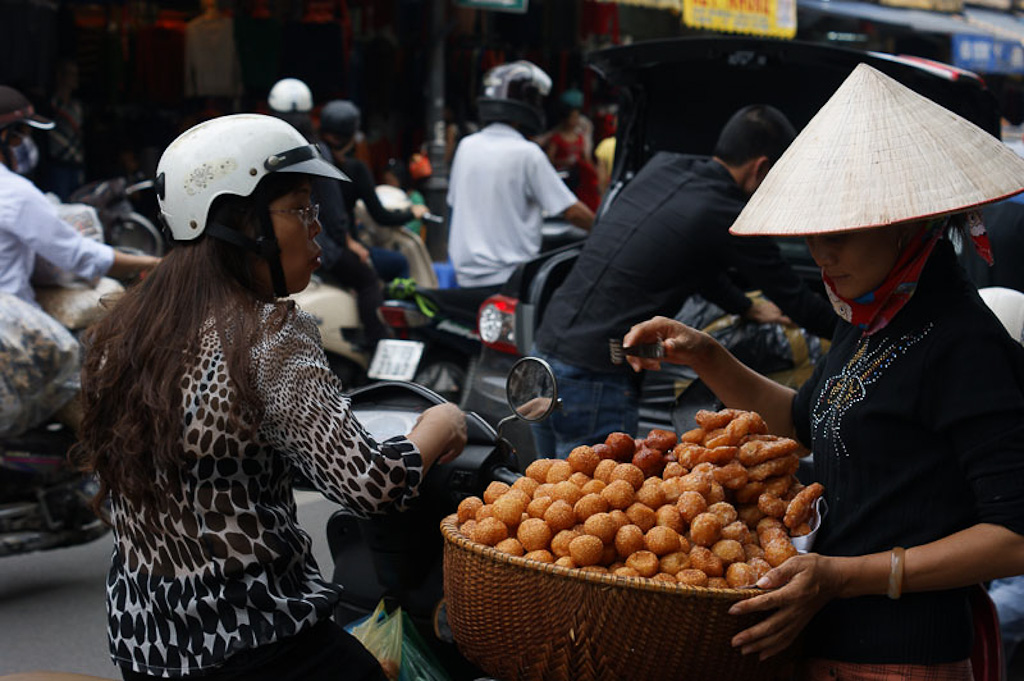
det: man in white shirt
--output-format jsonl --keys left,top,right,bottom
{"left": 0, "top": 85, "right": 158, "bottom": 307}
{"left": 447, "top": 61, "right": 594, "bottom": 288}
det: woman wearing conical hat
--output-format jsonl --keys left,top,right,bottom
{"left": 624, "top": 63, "right": 1024, "bottom": 677}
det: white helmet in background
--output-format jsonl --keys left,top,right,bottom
{"left": 268, "top": 77, "right": 313, "bottom": 113}
{"left": 156, "top": 113, "right": 344, "bottom": 242}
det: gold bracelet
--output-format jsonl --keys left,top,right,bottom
{"left": 887, "top": 546, "right": 906, "bottom": 600}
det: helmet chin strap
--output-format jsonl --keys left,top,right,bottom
{"left": 205, "top": 211, "right": 289, "bottom": 297}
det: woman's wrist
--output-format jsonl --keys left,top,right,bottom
{"left": 836, "top": 553, "right": 891, "bottom": 599}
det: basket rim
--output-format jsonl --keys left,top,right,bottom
{"left": 441, "top": 514, "right": 763, "bottom": 601}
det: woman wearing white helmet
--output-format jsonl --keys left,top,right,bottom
{"left": 70, "top": 113, "right": 466, "bottom": 681}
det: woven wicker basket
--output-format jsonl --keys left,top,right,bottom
{"left": 441, "top": 515, "right": 797, "bottom": 681}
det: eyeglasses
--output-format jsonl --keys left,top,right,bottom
{"left": 270, "top": 203, "right": 319, "bottom": 227}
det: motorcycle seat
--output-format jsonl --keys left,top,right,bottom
{"left": 419, "top": 286, "right": 500, "bottom": 326}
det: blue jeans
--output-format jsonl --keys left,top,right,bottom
{"left": 370, "top": 247, "right": 409, "bottom": 282}
{"left": 531, "top": 350, "right": 639, "bottom": 459}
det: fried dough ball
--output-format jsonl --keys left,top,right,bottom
{"left": 679, "top": 471, "right": 712, "bottom": 498}
{"left": 706, "top": 482, "right": 726, "bottom": 505}
{"left": 722, "top": 521, "right": 753, "bottom": 545}
{"left": 475, "top": 504, "right": 495, "bottom": 521}
{"left": 661, "top": 477, "right": 685, "bottom": 504}
{"left": 642, "top": 476, "right": 663, "bottom": 488}
{"left": 708, "top": 578, "right": 730, "bottom": 589}
{"left": 517, "top": 517, "right": 554, "bottom": 553}
{"left": 747, "top": 455, "right": 799, "bottom": 482}
{"left": 583, "top": 512, "right": 618, "bottom": 545}
{"left": 568, "top": 445, "right": 601, "bottom": 476}
{"left": 496, "top": 538, "right": 524, "bottom": 556}
{"left": 551, "top": 529, "right": 582, "bottom": 558}
{"left": 601, "top": 479, "right": 636, "bottom": 510}
{"left": 756, "top": 516, "right": 785, "bottom": 535}
{"left": 758, "top": 493, "right": 788, "bottom": 519}
{"left": 662, "top": 461, "right": 686, "bottom": 479}
{"left": 737, "top": 436, "right": 799, "bottom": 467}
{"left": 703, "top": 428, "right": 736, "bottom": 449}
{"left": 689, "top": 545, "right": 724, "bottom": 578}
{"left": 634, "top": 482, "right": 666, "bottom": 509}
{"left": 483, "top": 481, "right": 510, "bottom": 504}
{"left": 512, "top": 476, "right": 540, "bottom": 498}
{"left": 632, "top": 447, "right": 666, "bottom": 478}
{"left": 655, "top": 505, "right": 685, "bottom": 534}
{"left": 525, "top": 459, "right": 555, "bottom": 484}
{"left": 764, "top": 475, "right": 795, "bottom": 498}
{"left": 615, "top": 524, "right": 646, "bottom": 559}
{"left": 610, "top": 463, "right": 645, "bottom": 491}
{"left": 601, "top": 544, "right": 618, "bottom": 566}
{"left": 550, "top": 481, "right": 583, "bottom": 506}
{"left": 546, "top": 460, "right": 573, "bottom": 484}
{"left": 568, "top": 472, "right": 590, "bottom": 488}
{"left": 473, "top": 517, "right": 509, "bottom": 546}
{"left": 695, "top": 408, "right": 740, "bottom": 431}
{"left": 458, "top": 496, "right": 484, "bottom": 524}
{"left": 644, "top": 526, "right": 682, "bottom": 556}
{"left": 527, "top": 495, "right": 554, "bottom": 519}
{"left": 651, "top": 572, "right": 677, "bottom": 583}
{"left": 690, "top": 512, "right": 723, "bottom": 547}
{"left": 708, "top": 502, "right": 738, "bottom": 526}
{"left": 625, "top": 502, "right": 657, "bottom": 533}
{"left": 569, "top": 534, "right": 605, "bottom": 567}
{"left": 594, "top": 459, "right": 618, "bottom": 483}
{"left": 676, "top": 568, "right": 709, "bottom": 587}
{"left": 492, "top": 492, "right": 528, "bottom": 526}
{"left": 524, "top": 549, "right": 554, "bottom": 564}
{"left": 744, "top": 543, "right": 766, "bottom": 561}
{"left": 608, "top": 509, "right": 630, "bottom": 530}
{"left": 554, "top": 556, "right": 576, "bottom": 569}
{"left": 680, "top": 427, "right": 705, "bottom": 444}
{"left": 711, "top": 539, "right": 746, "bottom": 566}
{"left": 659, "top": 551, "right": 690, "bottom": 575}
{"left": 581, "top": 479, "right": 607, "bottom": 496}
{"left": 604, "top": 432, "right": 637, "bottom": 462}
{"left": 700, "top": 445, "right": 738, "bottom": 466}
{"left": 725, "top": 562, "right": 758, "bottom": 588}
{"left": 543, "top": 499, "right": 576, "bottom": 533}
{"left": 784, "top": 482, "right": 824, "bottom": 530}
{"left": 574, "top": 493, "right": 609, "bottom": 523}
{"left": 764, "top": 537, "right": 799, "bottom": 568}
{"left": 533, "top": 483, "right": 555, "bottom": 499}
{"left": 791, "top": 523, "right": 812, "bottom": 537}
{"left": 644, "top": 428, "right": 678, "bottom": 452}
{"left": 713, "top": 461, "right": 748, "bottom": 490}
{"left": 625, "top": 550, "right": 660, "bottom": 578}
{"left": 460, "top": 520, "right": 477, "bottom": 538}
{"left": 735, "top": 481, "right": 766, "bottom": 505}
{"left": 592, "top": 443, "right": 614, "bottom": 460}
{"left": 749, "top": 556, "right": 772, "bottom": 580}
{"left": 677, "top": 491, "right": 708, "bottom": 524}
{"left": 672, "top": 443, "right": 704, "bottom": 469}
{"left": 737, "top": 504, "right": 765, "bottom": 529}
{"left": 614, "top": 566, "right": 641, "bottom": 578}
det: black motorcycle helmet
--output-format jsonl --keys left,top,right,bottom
{"left": 0, "top": 85, "right": 53, "bottom": 168}
{"left": 319, "top": 100, "right": 361, "bottom": 141}
{"left": 477, "top": 61, "right": 552, "bottom": 137}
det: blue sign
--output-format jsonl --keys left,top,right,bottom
{"left": 953, "top": 34, "right": 1024, "bottom": 74}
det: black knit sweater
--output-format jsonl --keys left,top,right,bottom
{"left": 793, "top": 240, "right": 1024, "bottom": 663}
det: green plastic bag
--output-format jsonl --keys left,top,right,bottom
{"left": 346, "top": 600, "right": 452, "bottom": 681}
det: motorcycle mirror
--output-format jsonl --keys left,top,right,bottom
{"left": 505, "top": 356, "right": 558, "bottom": 422}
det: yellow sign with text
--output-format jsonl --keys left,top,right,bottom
{"left": 683, "top": 0, "right": 797, "bottom": 38}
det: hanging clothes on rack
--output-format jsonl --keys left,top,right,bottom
{"left": 184, "top": 1, "right": 243, "bottom": 99}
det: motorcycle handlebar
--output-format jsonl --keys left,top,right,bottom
{"left": 490, "top": 464, "right": 520, "bottom": 486}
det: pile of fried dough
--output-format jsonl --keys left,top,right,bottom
{"left": 455, "top": 408, "right": 824, "bottom": 588}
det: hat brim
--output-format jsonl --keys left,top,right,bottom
{"left": 24, "top": 114, "right": 54, "bottom": 130}
{"left": 279, "top": 155, "right": 349, "bottom": 182}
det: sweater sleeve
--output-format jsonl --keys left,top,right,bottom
{"left": 253, "top": 308, "right": 424, "bottom": 516}
{"left": 923, "top": 324, "right": 1024, "bottom": 536}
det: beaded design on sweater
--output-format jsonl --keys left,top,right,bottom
{"left": 106, "top": 304, "right": 423, "bottom": 677}
{"left": 811, "top": 323, "right": 933, "bottom": 459}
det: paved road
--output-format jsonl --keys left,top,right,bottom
{"left": 0, "top": 492, "right": 337, "bottom": 678}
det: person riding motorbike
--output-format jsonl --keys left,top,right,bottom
{"left": 0, "top": 85, "right": 159, "bottom": 308}
{"left": 69, "top": 113, "right": 467, "bottom": 681}
{"left": 625, "top": 64, "right": 1024, "bottom": 676}
{"left": 447, "top": 60, "right": 595, "bottom": 289}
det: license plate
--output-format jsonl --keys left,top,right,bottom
{"left": 367, "top": 339, "right": 426, "bottom": 381}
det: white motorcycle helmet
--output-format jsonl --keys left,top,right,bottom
{"left": 267, "top": 77, "right": 313, "bottom": 114}
{"left": 155, "top": 113, "right": 346, "bottom": 295}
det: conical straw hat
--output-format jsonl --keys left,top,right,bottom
{"left": 730, "top": 63, "right": 1024, "bottom": 236}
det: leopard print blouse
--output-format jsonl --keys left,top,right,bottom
{"left": 106, "top": 304, "right": 423, "bottom": 677}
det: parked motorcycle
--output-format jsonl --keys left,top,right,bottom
{"left": 67, "top": 176, "right": 164, "bottom": 257}
{"left": 326, "top": 356, "right": 557, "bottom": 680}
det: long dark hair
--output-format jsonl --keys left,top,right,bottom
{"left": 70, "top": 172, "right": 307, "bottom": 524}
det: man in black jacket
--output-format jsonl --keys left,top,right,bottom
{"left": 533, "top": 104, "right": 835, "bottom": 457}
